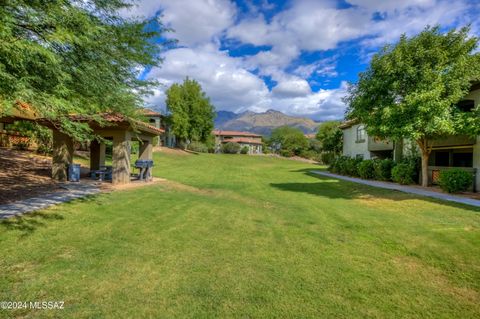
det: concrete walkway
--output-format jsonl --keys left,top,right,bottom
{"left": 311, "top": 171, "right": 480, "bottom": 208}
{"left": 0, "top": 183, "right": 100, "bottom": 219}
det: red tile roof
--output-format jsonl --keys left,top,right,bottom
{"left": 339, "top": 119, "right": 359, "bottom": 129}
{"left": 141, "top": 108, "right": 162, "bottom": 116}
{"left": 222, "top": 137, "right": 263, "bottom": 145}
{"left": 1, "top": 103, "right": 164, "bottom": 135}
{"left": 213, "top": 130, "right": 262, "bottom": 138}
{"left": 70, "top": 113, "right": 165, "bottom": 135}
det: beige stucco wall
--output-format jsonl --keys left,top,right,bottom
{"left": 472, "top": 136, "right": 480, "bottom": 191}
{"left": 464, "top": 87, "right": 480, "bottom": 105}
{"left": 342, "top": 124, "right": 371, "bottom": 159}
{"left": 464, "top": 88, "right": 480, "bottom": 191}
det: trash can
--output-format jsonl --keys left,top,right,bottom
{"left": 68, "top": 164, "right": 81, "bottom": 182}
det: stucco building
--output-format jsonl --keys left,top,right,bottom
{"left": 340, "top": 85, "right": 480, "bottom": 191}
{"left": 213, "top": 130, "right": 263, "bottom": 154}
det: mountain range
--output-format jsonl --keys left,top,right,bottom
{"left": 214, "top": 109, "right": 320, "bottom": 136}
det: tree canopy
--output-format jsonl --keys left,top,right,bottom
{"left": 269, "top": 126, "right": 309, "bottom": 157}
{"left": 345, "top": 26, "right": 480, "bottom": 186}
{"left": 166, "top": 78, "right": 215, "bottom": 145}
{"left": 316, "top": 120, "right": 343, "bottom": 154}
{"left": 0, "top": 0, "right": 167, "bottom": 139}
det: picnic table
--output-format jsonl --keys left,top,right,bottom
{"left": 90, "top": 166, "right": 112, "bottom": 181}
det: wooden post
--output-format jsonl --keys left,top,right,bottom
{"left": 139, "top": 137, "right": 153, "bottom": 160}
{"left": 90, "top": 140, "right": 106, "bottom": 171}
{"left": 112, "top": 131, "right": 131, "bottom": 184}
{"left": 52, "top": 130, "right": 73, "bottom": 181}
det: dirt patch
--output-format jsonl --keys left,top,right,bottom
{"left": 155, "top": 147, "right": 192, "bottom": 156}
{"left": 101, "top": 177, "right": 168, "bottom": 192}
{"left": 260, "top": 153, "right": 319, "bottom": 164}
{"left": 0, "top": 148, "right": 63, "bottom": 205}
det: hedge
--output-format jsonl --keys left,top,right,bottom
{"left": 438, "top": 169, "right": 473, "bottom": 193}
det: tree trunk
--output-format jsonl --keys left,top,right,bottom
{"left": 416, "top": 138, "right": 431, "bottom": 187}
{"left": 420, "top": 152, "right": 429, "bottom": 187}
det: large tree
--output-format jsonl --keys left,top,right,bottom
{"left": 316, "top": 120, "right": 343, "bottom": 155}
{"left": 270, "top": 126, "right": 309, "bottom": 157}
{"left": 345, "top": 26, "right": 480, "bottom": 187}
{"left": 0, "top": 0, "right": 167, "bottom": 139}
{"left": 166, "top": 78, "right": 215, "bottom": 146}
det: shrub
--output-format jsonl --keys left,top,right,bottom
{"left": 344, "top": 157, "right": 362, "bottom": 176}
{"left": 37, "top": 144, "right": 53, "bottom": 155}
{"left": 328, "top": 156, "right": 341, "bottom": 173}
{"left": 280, "top": 149, "right": 294, "bottom": 157}
{"left": 374, "top": 159, "right": 396, "bottom": 181}
{"left": 401, "top": 155, "right": 421, "bottom": 182}
{"left": 13, "top": 140, "right": 30, "bottom": 150}
{"left": 188, "top": 141, "right": 209, "bottom": 153}
{"left": 240, "top": 146, "right": 249, "bottom": 154}
{"left": 329, "top": 156, "right": 360, "bottom": 176}
{"left": 438, "top": 169, "right": 473, "bottom": 193}
{"left": 321, "top": 152, "right": 336, "bottom": 165}
{"left": 221, "top": 142, "right": 241, "bottom": 154}
{"left": 358, "top": 160, "right": 375, "bottom": 179}
{"left": 130, "top": 142, "right": 139, "bottom": 154}
{"left": 299, "top": 149, "right": 317, "bottom": 160}
{"left": 391, "top": 163, "right": 415, "bottom": 185}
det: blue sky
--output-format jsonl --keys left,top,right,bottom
{"left": 122, "top": 0, "right": 480, "bottom": 121}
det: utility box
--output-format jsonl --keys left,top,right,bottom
{"left": 68, "top": 164, "right": 81, "bottom": 182}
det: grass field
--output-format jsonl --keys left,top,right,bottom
{"left": 1, "top": 151, "right": 479, "bottom": 318}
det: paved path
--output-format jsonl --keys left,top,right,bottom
{"left": 311, "top": 171, "right": 480, "bottom": 208}
{"left": 0, "top": 183, "right": 100, "bottom": 219}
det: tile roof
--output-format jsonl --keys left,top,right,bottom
{"left": 339, "top": 119, "right": 359, "bottom": 129}
{"left": 68, "top": 113, "right": 165, "bottom": 135}
{"left": 141, "top": 108, "right": 163, "bottom": 116}
{"left": 1, "top": 103, "right": 164, "bottom": 135}
{"left": 222, "top": 137, "right": 263, "bottom": 145}
{"left": 213, "top": 130, "right": 262, "bottom": 138}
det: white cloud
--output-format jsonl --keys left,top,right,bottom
{"left": 361, "top": 0, "right": 470, "bottom": 47}
{"left": 270, "top": 81, "right": 349, "bottom": 121}
{"left": 136, "top": 0, "right": 477, "bottom": 121}
{"left": 146, "top": 45, "right": 270, "bottom": 112}
{"left": 346, "top": 0, "right": 435, "bottom": 12}
{"left": 272, "top": 78, "right": 312, "bottom": 98}
{"left": 121, "top": 0, "right": 236, "bottom": 46}
{"left": 144, "top": 44, "right": 348, "bottom": 120}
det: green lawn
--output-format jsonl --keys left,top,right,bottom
{"left": 1, "top": 152, "right": 479, "bottom": 318}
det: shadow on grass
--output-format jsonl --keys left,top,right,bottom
{"left": 270, "top": 169, "right": 480, "bottom": 212}
{"left": 0, "top": 212, "right": 64, "bottom": 237}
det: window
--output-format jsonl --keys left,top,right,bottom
{"left": 434, "top": 151, "right": 450, "bottom": 166}
{"left": 453, "top": 152, "right": 473, "bottom": 167}
{"left": 356, "top": 125, "right": 365, "bottom": 142}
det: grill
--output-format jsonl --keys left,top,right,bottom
{"left": 135, "top": 160, "right": 154, "bottom": 181}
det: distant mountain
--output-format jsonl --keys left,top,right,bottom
{"left": 214, "top": 109, "right": 320, "bottom": 136}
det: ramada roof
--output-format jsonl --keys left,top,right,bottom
{"left": 213, "top": 130, "right": 262, "bottom": 138}
{"left": 222, "top": 137, "right": 263, "bottom": 145}
{"left": 0, "top": 103, "right": 164, "bottom": 135}
{"left": 69, "top": 113, "right": 165, "bottom": 135}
